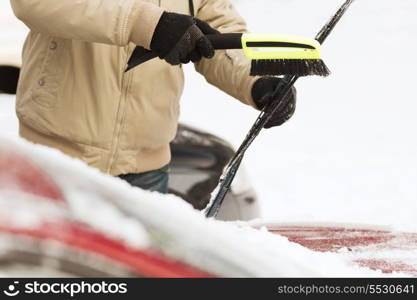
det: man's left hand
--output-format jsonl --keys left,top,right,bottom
{"left": 251, "top": 77, "right": 297, "bottom": 129}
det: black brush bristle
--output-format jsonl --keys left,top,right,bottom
{"left": 250, "top": 59, "right": 331, "bottom": 77}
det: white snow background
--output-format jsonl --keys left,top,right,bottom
{"left": 1, "top": 1, "right": 417, "bottom": 230}
{"left": 182, "top": 0, "right": 417, "bottom": 230}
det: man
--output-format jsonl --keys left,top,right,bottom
{"left": 11, "top": 0, "right": 296, "bottom": 193}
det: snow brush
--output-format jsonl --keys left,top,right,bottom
{"left": 125, "top": 33, "right": 330, "bottom": 77}
{"left": 204, "top": 0, "right": 356, "bottom": 218}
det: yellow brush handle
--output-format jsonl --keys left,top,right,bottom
{"left": 242, "top": 33, "right": 321, "bottom": 60}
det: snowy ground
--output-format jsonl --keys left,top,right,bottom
{"left": 1, "top": 0, "right": 417, "bottom": 233}
{"left": 0, "top": 1, "right": 26, "bottom": 66}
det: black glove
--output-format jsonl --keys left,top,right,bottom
{"left": 251, "top": 77, "right": 297, "bottom": 129}
{"left": 150, "top": 12, "right": 219, "bottom": 65}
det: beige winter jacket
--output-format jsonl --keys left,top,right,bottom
{"left": 11, "top": 0, "right": 258, "bottom": 175}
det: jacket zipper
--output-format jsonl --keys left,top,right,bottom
{"left": 106, "top": 65, "right": 133, "bottom": 174}
{"left": 107, "top": 0, "right": 161, "bottom": 174}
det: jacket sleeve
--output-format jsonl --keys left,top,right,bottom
{"left": 194, "top": 0, "right": 258, "bottom": 108}
{"left": 10, "top": 0, "right": 164, "bottom": 48}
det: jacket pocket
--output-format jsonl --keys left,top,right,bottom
{"left": 31, "top": 37, "right": 63, "bottom": 109}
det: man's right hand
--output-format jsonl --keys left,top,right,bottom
{"left": 150, "top": 12, "right": 218, "bottom": 65}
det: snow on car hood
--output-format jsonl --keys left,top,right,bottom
{"left": 0, "top": 135, "right": 385, "bottom": 277}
